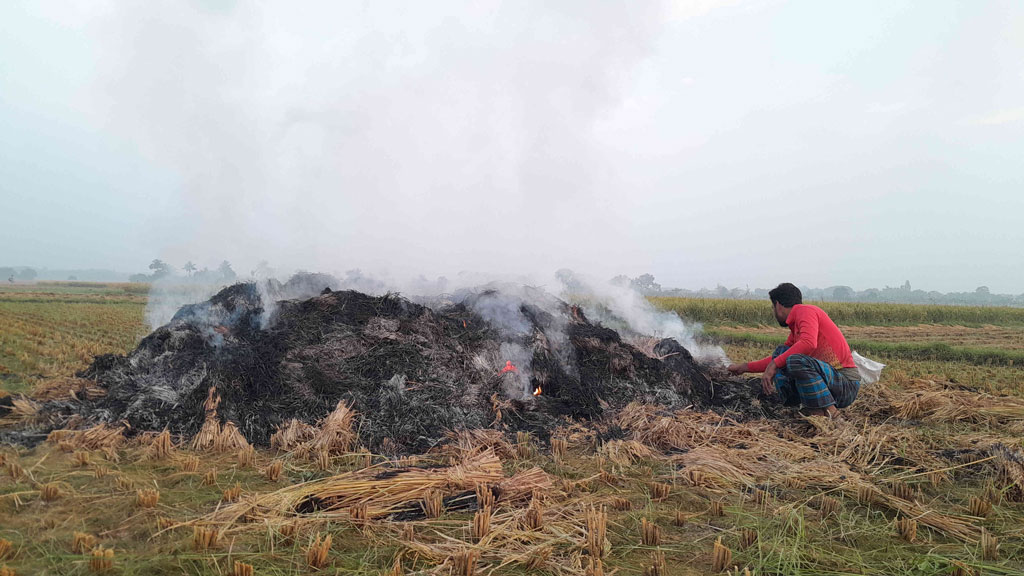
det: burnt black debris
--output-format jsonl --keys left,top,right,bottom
{"left": 64, "top": 281, "right": 761, "bottom": 453}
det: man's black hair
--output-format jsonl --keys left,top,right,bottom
{"left": 769, "top": 283, "right": 802, "bottom": 308}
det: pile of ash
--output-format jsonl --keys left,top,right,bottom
{"left": 67, "top": 281, "right": 762, "bottom": 454}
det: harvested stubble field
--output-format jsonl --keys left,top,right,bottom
{"left": 1, "top": 286, "right": 1023, "bottom": 575}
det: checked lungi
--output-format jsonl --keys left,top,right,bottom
{"left": 771, "top": 345, "right": 861, "bottom": 409}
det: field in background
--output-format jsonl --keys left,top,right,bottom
{"left": 0, "top": 284, "right": 1022, "bottom": 575}
{"left": 0, "top": 283, "right": 148, "bottom": 395}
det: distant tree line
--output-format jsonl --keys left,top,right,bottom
{"left": 609, "top": 274, "right": 1024, "bottom": 308}
{"left": 128, "top": 259, "right": 240, "bottom": 283}
{"left": 0, "top": 267, "right": 37, "bottom": 282}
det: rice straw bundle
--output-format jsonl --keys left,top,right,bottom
{"left": 73, "top": 451, "right": 90, "bottom": 467}
{"left": 46, "top": 423, "right": 125, "bottom": 451}
{"left": 523, "top": 497, "right": 543, "bottom": 531}
{"left": 711, "top": 537, "right": 732, "bottom": 573}
{"left": 598, "top": 439, "right": 656, "bottom": 466}
{"left": 135, "top": 489, "right": 159, "bottom": 508}
{"left": 551, "top": 437, "right": 568, "bottom": 461}
{"left": 237, "top": 445, "right": 255, "bottom": 468}
{"left": 215, "top": 422, "right": 248, "bottom": 452}
{"left": 640, "top": 518, "right": 660, "bottom": 546}
{"left": 306, "top": 533, "right": 332, "bottom": 570}
{"left": 192, "top": 526, "right": 220, "bottom": 550}
{"left": 968, "top": 497, "right": 991, "bottom": 518}
{"left": 40, "top": 483, "right": 60, "bottom": 502}
{"left": 644, "top": 550, "right": 666, "bottom": 576}
{"left": 181, "top": 456, "right": 199, "bottom": 473}
{"left": 0, "top": 540, "right": 11, "bottom": 560}
{"left": 148, "top": 430, "right": 174, "bottom": 459}
{"left": 423, "top": 489, "right": 443, "bottom": 518}
{"left": 896, "top": 517, "right": 917, "bottom": 542}
{"left": 980, "top": 530, "right": 998, "bottom": 560}
{"left": 72, "top": 532, "right": 96, "bottom": 554}
{"left": 299, "top": 401, "right": 357, "bottom": 455}
{"left": 452, "top": 549, "right": 478, "bottom": 576}
{"left": 265, "top": 459, "right": 284, "bottom": 482}
{"left": 610, "top": 497, "right": 631, "bottom": 511}
{"left": 585, "top": 505, "right": 607, "bottom": 559}
{"left": 472, "top": 506, "right": 491, "bottom": 541}
{"left": 739, "top": 528, "right": 757, "bottom": 550}
{"left": 222, "top": 482, "right": 242, "bottom": 502}
{"left": 232, "top": 561, "right": 254, "bottom": 576}
{"left": 88, "top": 547, "right": 113, "bottom": 573}
{"left": 207, "top": 449, "right": 503, "bottom": 523}
{"left": 476, "top": 484, "right": 496, "bottom": 509}
{"left": 649, "top": 481, "right": 672, "bottom": 501}
{"left": 270, "top": 418, "right": 316, "bottom": 451}
{"left": 202, "top": 470, "right": 217, "bottom": 486}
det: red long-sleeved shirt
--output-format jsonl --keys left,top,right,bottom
{"left": 746, "top": 304, "right": 855, "bottom": 373}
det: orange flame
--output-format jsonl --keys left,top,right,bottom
{"left": 533, "top": 386, "right": 542, "bottom": 396}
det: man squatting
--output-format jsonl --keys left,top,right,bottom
{"left": 727, "top": 283, "right": 860, "bottom": 417}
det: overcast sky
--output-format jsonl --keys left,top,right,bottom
{"left": 1, "top": 0, "right": 1022, "bottom": 292}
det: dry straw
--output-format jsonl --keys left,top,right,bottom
{"left": 968, "top": 497, "right": 992, "bottom": 518}
{"left": 265, "top": 459, "right": 284, "bottom": 482}
{"left": 192, "top": 526, "right": 220, "bottom": 550}
{"left": 890, "top": 480, "right": 917, "bottom": 502}
{"left": 710, "top": 499, "right": 725, "bottom": 517}
{"left": 423, "top": 489, "right": 444, "bottom": 518}
{"left": 40, "top": 483, "right": 60, "bottom": 502}
{"left": 222, "top": 482, "right": 242, "bottom": 502}
{"left": 237, "top": 445, "right": 255, "bottom": 468}
{"left": 739, "top": 527, "right": 758, "bottom": 550}
{"left": 816, "top": 495, "right": 841, "bottom": 519}
{"left": 640, "top": 518, "right": 661, "bottom": 546}
{"left": 46, "top": 423, "right": 126, "bottom": 451}
{"left": 516, "top": 431, "right": 534, "bottom": 460}
{"left": 452, "top": 549, "right": 478, "bottom": 576}
{"left": 89, "top": 546, "right": 114, "bottom": 573}
{"left": 586, "top": 557, "right": 604, "bottom": 576}
{"left": 896, "top": 517, "right": 917, "bottom": 542}
{"left": 72, "top": 532, "right": 96, "bottom": 554}
{"left": 181, "top": 455, "right": 199, "bottom": 473}
{"left": 712, "top": 537, "right": 732, "bottom": 573}
{"left": 306, "top": 532, "right": 332, "bottom": 570}
{"left": 316, "top": 450, "right": 331, "bottom": 471}
{"left": 350, "top": 502, "right": 369, "bottom": 529}
{"left": 148, "top": 430, "right": 174, "bottom": 459}
{"left": 524, "top": 496, "right": 544, "bottom": 531}
{"left": 586, "top": 505, "right": 608, "bottom": 559}
{"left": 472, "top": 505, "right": 491, "bottom": 541}
{"left": 73, "top": 451, "right": 90, "bottom": 467}
{"left": 648, "top": 481, "right": 672, "bottom": 501}
{"left": 476, "top": 484, "right": 496, "bottom": 510}
{"left": 950, "top": 560, "right": 974, "bottom": 576}
{"left": 551, "top": 437, "right": 568, "bottom": 461}
{"left": 136, "top": 489, "right": 160, "bottom": 508}
{"left": 980, "top": 530, "right": 998, "bottom": 560}
{"left": 644, "top": 550, "right": 666, "bottom": 576}
{"left": 270, "top": 418, "right": 316, "bottom": 451}
{"left": 232, "top": 561, "right": 254, "bottom": 576}
{"left": 6, "top": 462, "right": 23, "bottom": 480}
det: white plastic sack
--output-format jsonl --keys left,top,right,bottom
{"left": 851, "top": 350, "right": 885, "bottom": 386}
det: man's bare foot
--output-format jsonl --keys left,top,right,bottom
{"left": 802, "top": 406, "right": 842, "bottom": 419}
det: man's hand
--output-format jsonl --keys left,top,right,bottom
{"left": 726, "top": 363, "right": 747, "bottom": 375}
{"left": 761, "top": 361, "right": 778, "bottom": 395}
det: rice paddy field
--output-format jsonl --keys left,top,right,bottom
{"left": 1, "top": 285, "right": 1022, "bottom": 575}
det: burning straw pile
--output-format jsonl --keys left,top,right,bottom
{"left": 38, "top": 279, "right": 749, "bottom": 453}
